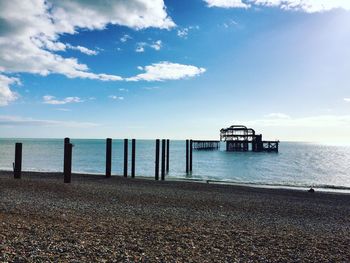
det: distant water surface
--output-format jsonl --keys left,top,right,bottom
{"left": 0, "top": 139, "right": 349, "bottom": 190}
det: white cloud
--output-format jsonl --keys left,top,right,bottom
{"left": 344, "top": 98, "right": 350, "bottom": 102}
{"left": 50, "top": 0, "right": 175, "bottom": 31}
{"left": 109, "top": 95, "right": 124, "bottom": 100}
{"left": 177, "top": 26, "right": 200, "bottom": 38}
{"left": 120, "top": 34, "right": 132, "bottom": 43}
{"left": 150, "top": 40, "right": 162, "bottom": 51}
{"left": 177, "top": 28, "right": 189, "bottom": 38}
{"left": 43, "top": 95, "right": 83, "bottom": 105}
{"left": 127, "top": 62, "right": 206, "bottom": 81}
{"left": 204, "top": 0, "right": 350, "bottom": 12}
{"left": 204, "top": 0, "right": 250, "bottom": 8}
{"left": 66, "top": 44, "right": 98, "bottom": 55}
{"left": 222, "top": 19, "right": 239, "bottom": 28}
{"left": 0, "top": 115, "right": 98, "bottom": 128}
{"left": 135, "top": 42, "right": 146, "bottom": 53}
{"left": 0, "top": 0, "right": 175, "bottom": 105}
{"left": 0, "top": 74, "right": 20, "bottom": 106}
{"left": 135, "top": 40, "right": 162, "bottom": 52}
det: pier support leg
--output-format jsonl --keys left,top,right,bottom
{"left": 14, "top": 143, "right": 22, "bottom": 179}
{"left": 155, "top": 139, "right": 160, "bottom": 180}
{"left": 106, "top": 138, "right": 112, "bottom": 177}
{"left": 64, "top": 143, "right": 72, "bottom": 183}
{"left": 124, "top": 139, "right": 128, "bottom": 178}
{"left": 166, "top": 139, "right": 170, "bottom": 173}
{"left": 131, "top": 139, "right": 136, "bottom": 178}
{"left": 161, "top": 139, "right": 166, "bottom": 180}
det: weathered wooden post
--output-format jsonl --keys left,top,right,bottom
{"left": 124, "top": 139, "right": 128, "bottom": 178}
{"left": 63, "top": 137, "right": 70, "bottom": 173}
{"left": 106, "top": 138, "right": 112, "bottom": 177}
{"left": 14, "top": 143, "right": 22, "bottom": 179}
{"left": 64, "top": 143, "right": 72, "bottom": 183}
{"left": 155, "top": 139, "right": 160, "bottom": 180}
{"left": 186, "top": 139, "right": 189, "bottom": 174}
{"left": 131, "top": 139, "right": 136, "bottom": 178}
{"left": 161, "top": 139, "right": 166, "bottom": 180}
{"left": 166, "top": 139, "right": 170, "bottom": 173}
{"left": 190, "top": 139, "right": 193, "bottom": 172}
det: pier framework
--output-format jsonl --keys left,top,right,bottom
{"left": 220, "top": 125, "right": 279, "bottom": 153}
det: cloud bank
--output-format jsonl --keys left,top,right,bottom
{"left": 0, "top": 115, "right": 98, "bottom": 128}
{"left": 0, "top": 0, "right": 177, "bottom": 106}
{"left": 242, "top": 113, "right": 350, "bottom": 128}
{"left": 204, "top": 0, "right": 350, "bottom": 12}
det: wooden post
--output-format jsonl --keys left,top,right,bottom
{"left": 64, "top": 137, "right": 70, "bottom": 173}
{"left": 64, "top": 143, "right": 72, "bottom": 183}
{"left": 131, "top": 139, "right": 136, "bottom": 178}
{"left": 14, "top": 143, "right": 22, "bottom": 179}
{"left": 161, "top": 139, "right": 166, "bottom": 180}
{"left": 155, "top": 139, "right": 160, "bottom": 180}
{"left": 166, "top": 139, "right": 170, "bottom": 173}
{"left": 124, "top": 139, "right": 128, "bottom": 178}
{"left": 186, "top": 139, "right": 189, "bottom": 174}
{"left": 106, "top": 138, "right": 112, "bottom": 177}
{"left": 190, "top": 139, "right": 193, "bottom": 172}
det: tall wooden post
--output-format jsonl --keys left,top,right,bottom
{"left": 161, "top": 139, "right": 166, "bottom": 180}
{"left": 64, "top": 137, "right": 70, "bottom": 173}
{"left": 14, "top": 143, "right": 22, "bottom": 179}
{"left": 186, "top": 139, "right": 189, "bottom": 174}
{"left": 64, "top": 143, "right": 72, "bottom": 183}
{"left": 155, "top": 139, "right": 160, "bottom": 180}
{"left": 166, "top": 139, "right": 170, "bottom": 173}
{"left": 124, "top": 139, "right": 128, "bottom": 178}
{"left": 106, "top": 138, "right": 112, "bottom": 177}
{"left": 190, "top": 139, "right": 193, "bottom": 172}
{"left": 131, "top": 139, "right": 136, "bottom": 178}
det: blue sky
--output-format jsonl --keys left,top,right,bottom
{"left": 1, "top": 0, "right": 350, "bottom": 142}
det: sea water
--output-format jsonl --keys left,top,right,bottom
{"left": 0, "top": 139, "right": 349, "bottom": 190}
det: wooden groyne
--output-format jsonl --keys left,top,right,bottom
{"left": 10, "top": 138, "right": 189, "bottom": 183}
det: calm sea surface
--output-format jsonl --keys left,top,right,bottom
{"left": 1, "top": 139, "right": 350, "bottom": 190}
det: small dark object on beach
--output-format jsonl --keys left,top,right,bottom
{"left": 308, "top": 188, "right": 315, "bottom": 193}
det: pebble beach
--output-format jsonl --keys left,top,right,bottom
{"left": 1, "top": 171, "right": 350, "bottom": 262}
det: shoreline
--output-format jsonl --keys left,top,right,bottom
{"left": 1, "top": 170, "right": 350, "bottom": 261}
{"left": 1, "top": 169, "right": 350, "bottom": 194}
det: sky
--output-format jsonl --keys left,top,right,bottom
{"left": 1, "top": 0, "right": 350, "bottom": 142}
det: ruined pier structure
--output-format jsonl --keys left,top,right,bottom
{"left": 220, "top": 125, "right": 279, "bottom": 153}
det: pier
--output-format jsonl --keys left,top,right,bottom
{"left": 192, "top": 140, "right": 220, "bottom": 150}
{"left": 220, "top": 125, "right": 279, "bottom": 153}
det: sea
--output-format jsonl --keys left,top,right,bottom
{"left": 1, "top": 138, "right": 350, "bottom": 192}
